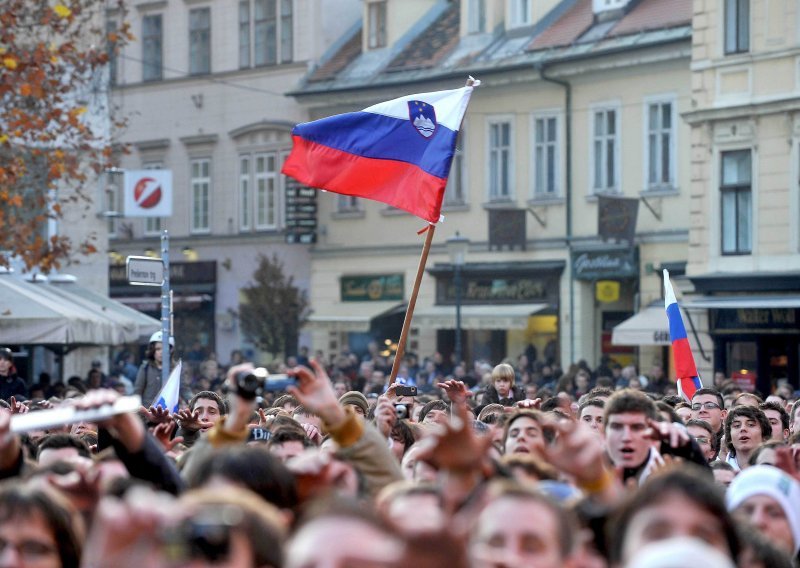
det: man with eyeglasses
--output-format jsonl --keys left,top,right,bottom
{"left": 686, "top": 419, "right": 717, "bottom": 462}
{"left": 691, "top": 388, "right": 727, "bottom": 449}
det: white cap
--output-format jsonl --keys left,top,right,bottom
{"left": 149, "top": 330, "right": 175, "bottom": 347}
{"left": 726, "top": 465, "right": 800, "bottom": 554}
{"left": 624, "top": 537, "right": 735, "bottom": 568}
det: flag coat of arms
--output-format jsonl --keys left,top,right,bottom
{"left": 281, "top": 85, "right": 475, "bottom": 223}
{"left": 663, "top": 270, "right": 702, "bottom": 401}
{"left": 153, "top": 360, "right": 182, "bottom": 412}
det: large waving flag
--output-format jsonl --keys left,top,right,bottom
{"left": 281, "top": 84, "right": 477, "bottom": 223}
{"left": 153, "top": 360, "right": 182, "bottom": 412}
{"left": 664, "top": 270, "right": 702, "bottom": 401}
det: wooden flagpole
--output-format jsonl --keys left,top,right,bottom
{"left": 388, "top": 224, "right": 436, "bottom": 384}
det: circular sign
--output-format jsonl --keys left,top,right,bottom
{"left": 133, "top": 177, "right": 162, "bottom": 209}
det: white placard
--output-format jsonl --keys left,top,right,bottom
{"left": 123, "top": 169, "right": 173, "bottom": 217}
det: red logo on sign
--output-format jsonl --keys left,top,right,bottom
{"left": 133, "top": 177, "right": 162, "bottom": 209}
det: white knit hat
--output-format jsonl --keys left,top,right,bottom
{"left": 726, "top": 464, "right": 800, "bottom": 554}
{"left": 624, "top": 537, "right": 735, "bottom": 568}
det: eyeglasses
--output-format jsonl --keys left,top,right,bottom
{"left": 691, "top": 402, "right": 721, "bottom": 411}
{"left": 694, "top": 437, "right": 711, "bottom": 444}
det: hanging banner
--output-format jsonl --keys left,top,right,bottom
{"left": 123, "top": 169, "right": 173, "bottom": 218}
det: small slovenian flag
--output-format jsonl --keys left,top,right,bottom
{"left": 153, "top": 360, "right": 182, "bottom": 412}
{"left": 281, "top": 82, "right": 477, "bottom": 224}
{"left": 664, "top": 270, "right": 702, "bottom": 401}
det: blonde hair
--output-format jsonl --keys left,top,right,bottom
{"left": 491, "top": 363, "right": 516, "bottom": 387}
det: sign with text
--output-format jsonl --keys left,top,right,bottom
{"left": 341, "top": 274, "right": 404, "bottom": 302}
{"left": 123, "top": 169, "right": 173, "bottom": 218}
{"left": 488, "top": 209, "right": 526, "bottom": 251}
{"left": 598, "top": 195, "right": 638, "bottom": 243}
{"left": 572, "top": 249, "right": 638, "bottom": 281}
{"left": 285, "top": 179, "right": 317, "bottom": 244}
{"left": 126, "top": 256, "right": 164, "bottom": 286}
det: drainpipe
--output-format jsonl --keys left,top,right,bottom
{"left": 537, "top": 63, "right": 575, "bottom": 363}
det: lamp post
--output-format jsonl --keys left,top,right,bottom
{"left": 446, "top": 232, "right": 469, "bottom": 368}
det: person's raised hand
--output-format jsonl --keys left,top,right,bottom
{"left": 415, "top": 401, "right": 492, "bottom": 474}
{"left": 139, "top": 405, "right": 172, "bottom": 425}
{"left": 301, "top": 422, "right": 323, "bottom": 445}
{"left": 152, "top": 421, "right": 184, "bottom": 453}
{"left": 514, "top": 398, "right": 542, "bottom": 410}
{"left": 775, "top": 446, "right": 800, "bottom": 482}
{"left": 75, "top": 389, "right": 145, "bottom": 453}
{"left": 373, "top": 399, "right": 397, "bottom": 438}
{"left": 174, "top": 408, "right": 209, "bottom": 433}
{"left": 436, "top": 380, "right": 470, "bottom": 406}
{"left": 287, "top": 359, "right": 345, "bottom": 428}
{"left": 8, "top": 397, "right": 28, "bottom": 415}
{"left": 383, "top": 382, "right": 400, "bottom": 402}
{"left": 646, "top": 418, "right": 690, "bottom": 448}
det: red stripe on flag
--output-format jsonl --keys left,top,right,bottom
{"left": 672, "top": 337, "right": 698, "bottom": 380}
{"left": 282, "top": 137, "right": 446, "bottom": 224}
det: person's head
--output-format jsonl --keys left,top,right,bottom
{"left": 675, "top": 402, "right": 693, "bottom": 423}
{"left": 726, "top": 465, "right": 800, "bottom": 556}
{"left": 578, "top": 399, "right": 605, "bottom": 435}
{"left": 791, "top": 399, "right": 800, "bottom": 435}
{"left": 287, "top": 498, "right": 403, "bottom": 568}
{"left": 36, "top": 434, "right": 92, "bottom": 468}
{"left": 338, "top": 391, "right": 369, "bottom": 418}
{"left": 0, "top": 481, "right": 84, "bottom": 568}
{"left": 292, "top": 406, "right": 321, "bottom": 433}
{"left": 267, "top": 428, "right": 311, "bottom": 464}
{"left": 724, "top": 406, "right": 771, "bottom": 459}
{"left": 499, "top": 453, "right": 559, "bottom": 485}
{"left": 400, "top": 443, "right": 436, "bottom": 483}
{"left": 710, "top": 460, "right": 737, "bottom": 487}
{"left": 0, "top": 349, "right": 14, "bottom": 377}
{"left": 375, "top": 482, "right": 444, "bottom": 535}
{"left": 470, "top": 481, "right": 577, "bottom": 568}
{"left": 477, "top": 404, "right": 505, "bottom": 424}
{"left": 733, "top": 392, "right": 763, "bottom": 408}
{"left": 491, "top": 363, "right": 515, "bottom": 398}
{"left": 418, "top": 400, "right": 448, "bottom": 426}
{"left": 188, "top": 391, "right": 227, "bottom": 429}
{"left": 759, "top": 401, "right": 790, "bottom": 441}
{"left": 748, "top": 440, "right": 786, "bottom": 467}
{"left": 686, "top": 419, "right": 717, "bottom": 462}
{"left": 272, "top": 395, "right": 299, "bottom": 413}
{"left": 146, "top": 331, "right": 174, "bottom": 365}
{"left": 603, "top": 389, "right": 658, "bottom": 469}
{"left": 178, "top": 486, "right": 286, "bottom": 568}
{"left": 611, "top": 465, "right": 739, "bottom": 565}
{"left": 691, "top": 388, "right": 726, "bottom": 433}
{"left": 503, "top": 410, "right": 546, "bottom": 456}
{"left": 389, "top": 420, "right": 415, "bottom": 463}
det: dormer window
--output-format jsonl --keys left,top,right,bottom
{"left": 468, "top": 0, "right": 486, "bottom": 33}
{"left": 510, "top": 0, "right": 532, "bottom": 27}
{"left": 367, "top": 1, "right": 387, "bottom": 49}
{"left": 592, "top": 0, "right": 631, "bottom": 18}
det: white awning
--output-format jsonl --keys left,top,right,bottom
{"left": 0, "top": 276, "right": 160, "bottom": 345}
{"left": 686, "top": 296, "right": 800, "bottom": 309}
{"left": 611, "top": 306, "right": 671, "bottom": 346}
{"left": 305, "top": 302, "right": 405, "bottom": 333}
{"left": 414, "top": 303, "right": 548, "bottom": 330}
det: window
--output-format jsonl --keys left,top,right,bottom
{"left": 191, "top": 159, "right": 211, "bottom": 233}
{"left": 255, "top": 153, "right": 278, "bottom": 229}
{"left": 724, "top": 0, "right": 749, "bottom": 54}
{"left": 337, "top": 195, "right": 361, "bottom": 213}
{"left": 488, "top": 120, "right": 512, "bottom": 200}
{"left": 143, "top": 163, "right": 163, "bottom": 235}
{"left": 241, "top": 0, "right": 293, "bottom": 67}
{"left": 189, "top": 7, "right": 211, "bottom": 75}
{"left": 239, "top": 1, "right": 250, "bottom": 68}
{"left": 592, "top": 107, "right": 619, "bottom": 193}
{"left": 645, "top": 100, "right": 675, "bottom": 190}
{"left": 533, "top": 115, "right": 558, "bottom": 197}
{"left": 367, "top": 1, "right": 387, "bottom": 49}
{"left": 239, "top": 156, "right": 251, "bottom": 230}
{"left": 510, "top": 0, "right": 531, "bottom": 27}
{"left": 107, "top": 175, "right": 122, "bottom": 237}
{"left": 720, "top": 150, "right": 752, "bottom": 254}
{"left": 468, "top": 0, "right": 486, "bottom": 33}
{"left": 142, "top": 14, "right": 162, "bottom": 81}
{"left": 106, "top": 20, "right": 118, "bottom": 87}
{"left": 445, "top": 130, "right": 466, "bottom": 206}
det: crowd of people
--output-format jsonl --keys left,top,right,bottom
{"left": 0, "top": 336, "right": 798, "bottom": 567}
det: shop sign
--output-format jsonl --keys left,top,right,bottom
{"left": 596, "top": 280, "right": 620, "bottom": 303}
{"left": 341, "top": 274, "right": 404, "bottom": 302}
{"left": 440, "top": 277, "right": 552, "bottom": 304}
{"left": 711, "top": 308, "right": 799, "bottom": 332}
{"left": 572, "top": 249, "right": 637, "bottom": 280}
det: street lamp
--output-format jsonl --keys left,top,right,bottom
{"left": 446, "top": 231, "right": 469, "bottom": 368}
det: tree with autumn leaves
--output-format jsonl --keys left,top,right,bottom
{"left": 0, "top": 1, "right": 130, "bottom": 272}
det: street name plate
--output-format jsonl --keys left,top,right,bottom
{"left": 127, "top": 256, "right": 164, "bottom": 286}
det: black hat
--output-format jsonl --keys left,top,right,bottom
{"left": 0, "top": 348, "right": 12, "bottom": 362}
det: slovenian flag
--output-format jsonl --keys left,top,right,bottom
{"left": 153, "top": 360, "right": 182, "bottom": 412}
{"left": 281, "top": 84, "right": 476, "bottom": 223}
{"left": 664, "top": 270, "right": 702, "bottom": 401}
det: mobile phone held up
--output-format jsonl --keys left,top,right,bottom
{"left": 395, "top": 385, "right": 417, "bottom": 397}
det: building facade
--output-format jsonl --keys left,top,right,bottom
{"left": 684, "top": 0, "right": 800, "bottom": 393}
{"left": 291, "top": 0, "right": 694, "bottom": 373}
{"left": 108, "top": 0, "right": 362, "bottom": 362}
